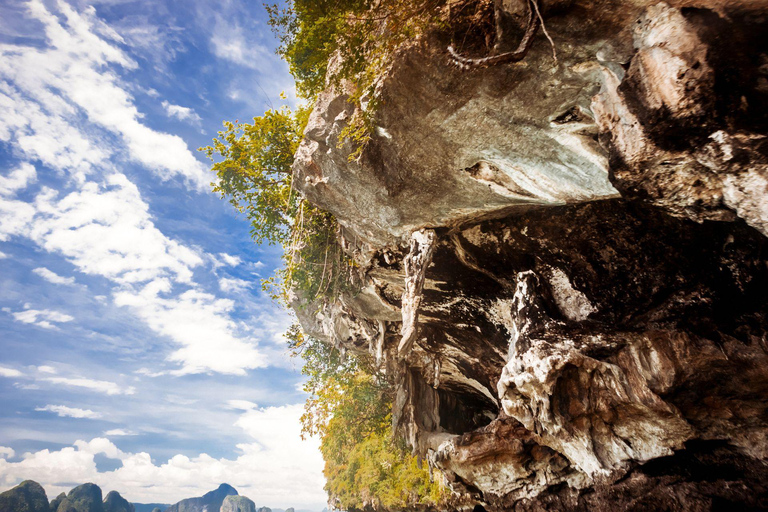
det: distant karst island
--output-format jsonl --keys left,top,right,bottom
{"left": 0, "top": 481, "right": 309, "bottom": 512}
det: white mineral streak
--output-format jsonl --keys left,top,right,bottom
{"left": 547, "top": 267, "right": 596, "bottom": 321}
{"left": 398, "top": 229, "right": 437, "bottom": 357}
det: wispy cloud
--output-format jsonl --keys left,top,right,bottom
{"left": 161, "top": 101, "right": 202, "bottom": 125}
{"left": 114, "top": 280, "right": 265, "bottom": 375}
{"left": 33, "top": 267, "right": 76, "bottom": 286}
{"left": 218, "top": 277, "right": 251, "bottom": 294}
{"left": 8, "top": 307, "right": 74, "bottom": 329}
{"left": 104, "top": 429, "right": 136, "bottom": 436}
{"left": 41, "top": 377, "right": 135, "bottom": 396}
{"left": 219, "top": 253, "right": 242, "bottom": 267}
{"left": 209, "top": 18, "right": 271, "bottom": 71}
{"left": 226, "top": 399, "right": 258, "bottom": 411}
{"left": 0, "top": 366, "right": 24, "bottom": 378}
{"left": 35, "top": 405, "right": 102, "bottom": 419}
{"left": 0, "top": 0, "right": 209, "bottom": 190}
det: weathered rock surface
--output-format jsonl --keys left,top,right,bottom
{"left": 220, "top": 496, "right": 255, "bottom": 512}
{"left": 55, "top": 484, "right": 103, "bottom": 512}
{"left": 165, "top": 485, "right": 237, "bottom": 512}
{"left": 291, "top": 0, "right": 768, "bottom": 509}
{"left": 103, "top": 492, "right": 134, "bottom": 512}
{"left": 0, "top": 480, "right": 50, "bottom": 512}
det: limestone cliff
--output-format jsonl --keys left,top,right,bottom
{"left": 290, "top": 0, "right": 768, "bottom": 509}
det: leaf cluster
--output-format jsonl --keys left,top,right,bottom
{"left": 201, "top": 106, "right": 350, "bottom": 305}
{"left": 267, "top": 0, "right": 446, "bottom": 157}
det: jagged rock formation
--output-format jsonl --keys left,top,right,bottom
{"left": 103, "top": 492, "right": 134, "bottom": 512}
{"left": 49, "top": 494, "right": 65, "bottom": 512}
{"left": 220, "top": 496, "right": 255, "bottom": 512}
{"left": 0, "top": 481, "right": 50, "bottom": 512}
{"left": 54, "top": 484, "right": 103, "bottom": 512}
{"left": 291, "top": 0, "right": 768, "bottom": 509}
{"left": 165, "top": 485, "right": 237, "bottom": 512}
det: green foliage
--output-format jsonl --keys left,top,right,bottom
{"left": 285, "top": 326, "right": 444, "bottom": 510}
{"left": 267, "top": 0, "right": 445, "bottom": 157}
{"left": 205, "top": 2, "right": 461, "bottom": 507}
{"left": 201, "top": 106, "right": 307, "bottom": 246}
{"left": 201, "top": 106, "right": 349, "bottom": 305}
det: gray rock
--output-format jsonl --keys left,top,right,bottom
{"left": 290, "top": 0, "right": 768, "bottom": 509}
{"left": 0, "top": 480, "right": 50, "bottom": 512}
{"left": 165, "top": 485, "right": 237, "bottom": 512}
{"left": 219, "top": 496, "right": 254, "bottom": 512}
{"left": 103, "top": 492, "right": 134, "bottom": 512}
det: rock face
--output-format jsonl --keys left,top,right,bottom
{"left": 49, "top": 494, "right": 65, "bottom": 512}
{"left": 103, "top": 492, "right": 134, "bottom": 512}
{"left": 55, "top": 484, "right": 103, "bottom": 512}
{"left": 219, "top": 497, "right": 254, "bottom": 512}
{"left": 0, "top": 481, "right": 50, "bottom": 512}
{"left": 165, "top": 485, "right": 237, "bottom": 512}
{"left": 291, "top": 0, "right": 768, "bottom": 509}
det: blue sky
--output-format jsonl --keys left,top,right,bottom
{"left": 0, "top": 0, "right": 326, "bottom": 509}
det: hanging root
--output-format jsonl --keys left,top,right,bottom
{"left": 448, "top": 0, "right": 556, "bottom": 70}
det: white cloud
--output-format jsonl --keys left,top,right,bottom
{"left": 36, "top": 366, "right": 56, "bottom": 374}
{"left": 226, "top": 400, "right": 257, "bottom": 411}
{"left": 0, "top": 447, "right": 15, "bottom": 460}
{"left": 33, "top": 267, "right": 76, "bottom": 285}
{"left": 219, "top": 253, "right": 242, "bottom": 267}
{"left": 11, "top": 308, "right": 74, "bottom": 329}
{"left": 114, "top": 280, "right": 265, "bottom": 375}
{"left": 35, "top": 405, "right": 101, "bottom": 419}
{"left": 135, "top": 368, "right": 166, "bottom": 378}
{"left": 210, "top": 19, "right": 271, "bottom": 71}
{"left": 218, "top": 277, "right": 251, "bottom": 294}
{"left": 41, "top": 377, "right": 135, "bottom": 396}
{"left": 0, "top": 163, "right": 37, "bottom": 196}
{"left": 0, "top": 0, "right": 209, "bottom": 190}
{"left": 0, "top": 366, "right": 23, "bottom": 378}
{"left": 0, "top": 250, "right": 7, "bottom": 259}
{"left": 0, "top": 1, "right": 272, "bottom": 376}
{"left": 161, "top": 101, "right": 202, "bottom": 125}
{"left": 27, "top": 175, "right": 203, "bottom": 285}
{"left": 0, "top": 406, "right": 325, "bottom": 508}
{"left": 104, "top": 429, "right": 136, "bottom": 437}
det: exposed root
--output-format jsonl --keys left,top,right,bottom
{"left": 448, "top": 0, "right": 554, "bottom": 69}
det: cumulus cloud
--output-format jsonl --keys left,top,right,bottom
{"left": 0, "top": 447, "right": 15, "bottom": 460}
{"left": 0, "top": 406, "right": 325, "bottom": 509}
{"left": 0, "top": 163, "right": 37, "bottom": 197}
{"left": 10, "top": 307, "right": 74, "bottom": 329}
{"left": 32, "top": 267, "right": 76, "bottom": 286}
{"left": 0, "top": 0, "right": 209, "bottom": 190}
{"left": 161, "top": 101, "right": 202, "bottom": 125}
{"left": 35, "top": 405, "right": 101, "bottom": 419}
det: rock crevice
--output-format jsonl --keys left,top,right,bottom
{"left": 291, "top": 0, "right": 768, "bottom": 509}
